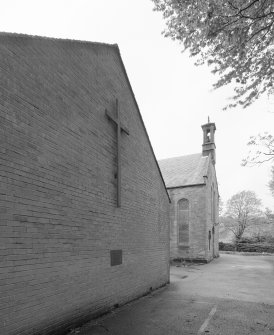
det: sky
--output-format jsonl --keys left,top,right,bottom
{"left": 1, "top": 0, "right": 273, "bottom": 210}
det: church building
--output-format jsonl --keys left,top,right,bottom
{"left": 0, "top": 33, "right": 170, "bottom": 335}
{"left": 159, "top": 122, "right": 219, "bottom": 263}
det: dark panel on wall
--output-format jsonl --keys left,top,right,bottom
{"left": 110, "top": 250, "right": 122, "bottom": 266}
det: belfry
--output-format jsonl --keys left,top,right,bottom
{"left": 202, "top": 120, "right": 216, "bottom": 164}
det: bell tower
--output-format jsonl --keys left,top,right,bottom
{"left": 201, "top": 118, "right": 216, "bottom": 164}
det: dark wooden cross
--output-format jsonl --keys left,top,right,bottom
{"left": 105, "top": 98, "right": 129, "bottom": 207}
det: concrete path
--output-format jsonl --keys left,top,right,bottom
{"left": 69, "top": 254, "right": 274, "bottom": 334}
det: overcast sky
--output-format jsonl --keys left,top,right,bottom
{"left": 1, "top": 0, "right": 273, "bottom": 209}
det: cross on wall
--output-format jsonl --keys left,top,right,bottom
{"left": 105, "top": 98, "right": 129, "bottom": 208}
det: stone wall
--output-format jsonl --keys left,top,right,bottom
{"left": 168, "top": 156, "right": 219, "bottom": 262}
{"left": 0, "top": 34, "right": 170, "bottom": 335}
{"left": 205, "top": 157, "right": 219, "bottom": 260}
{"left": 168, "top": 185, "right": 207, "bottom": 261}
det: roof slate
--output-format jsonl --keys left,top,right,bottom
{"left": 158, "top": 153, "right": 209, "bottom": 188}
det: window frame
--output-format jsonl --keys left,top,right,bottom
{"left": 177, "top": 198, "right": 190, "bottom": 247}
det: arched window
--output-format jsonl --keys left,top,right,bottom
{"left": 211, "top": 185, "right": 213, "bottom": 222}
{"left": 208, "top": 230, "right": 212, "bottom": 250}
{"left": 177, "top": 198, "right": 189, "bottom": 247}
{"left": 213, "top": 189, "right": 216, "bottom": 224}
{"left": 211, "top": 183, "right": 216, "bottom": 225}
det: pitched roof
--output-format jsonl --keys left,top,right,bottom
{"left": 158, "top": 153, "right": 209, "bottom": 188}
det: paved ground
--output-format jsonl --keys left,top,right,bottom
{"left": 69, "top": 254, "right": 274, "bottom": 334}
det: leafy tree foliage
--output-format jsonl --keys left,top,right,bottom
{"left": 225, "top": 190, "right": 262, "bottom": 240}
{"left": 152, "top": 0, "right": 274, "bottom": 108}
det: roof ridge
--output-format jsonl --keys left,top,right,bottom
{"left": 158, "top": 152, "right": 202, "bottom": 162}
{"left": 0, "top": 31, "right": 118, "bottom": 49}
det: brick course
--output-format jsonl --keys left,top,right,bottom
{"left": 0, "top": 33, "right": 170, "bottom": 335}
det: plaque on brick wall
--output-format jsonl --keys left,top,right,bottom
{"left": 110, "top": 250, "right": 122, "bottom": 266}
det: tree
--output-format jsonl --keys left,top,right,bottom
{"left": 152, "top": 0, "right": 274, "bottom": 109}
{"left": 225, "top": 190, "right": 262, "bottom": 241}
{"left": 265, "top": 206, "right": 274, "bottom": 222}
{"left": 269, "top": 166, "right": 274, "bottom": 196}
{"left": 242, "top": 132, "right": 274, "bottom": 196}
{"left": 219, "top": 197, "right": 224, "bottom": 216}
{"left": 242, "top": 132, "right": 274, "bottom": 165}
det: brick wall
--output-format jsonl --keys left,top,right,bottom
{"left": 0, "top": 34, "right": 170, "bottom": 335}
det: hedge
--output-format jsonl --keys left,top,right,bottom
{"left": 219, "top": 241, "right": 274, "bottom": 253}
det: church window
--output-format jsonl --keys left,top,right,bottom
{"left": 208, "top": 230, "right": 211, "bottom": 250}
{"left": 211, "top": 184, "right": 216, "bottom": 224}
{"left": 177, "top": 198, "right": 189, "bottom": 247}
{"left": 211, "top": 186, "right": 213, "bottom": 222}
{"left": 213, "top": 189, "right": 216, "bottom": 224}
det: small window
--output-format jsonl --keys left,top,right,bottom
{"left": 177, "top": 198, "right": 189, "bottom": 246}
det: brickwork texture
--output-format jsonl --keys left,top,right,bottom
{"left": 0, "top": 33, "right": 170, "bottom": 335}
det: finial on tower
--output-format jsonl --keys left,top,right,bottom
{"left": 208, "top": 116, "right": 210, "bottom": 123}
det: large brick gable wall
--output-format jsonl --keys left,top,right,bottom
{"left": 0, "top": 34, "right": 169, "bottom": 335}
